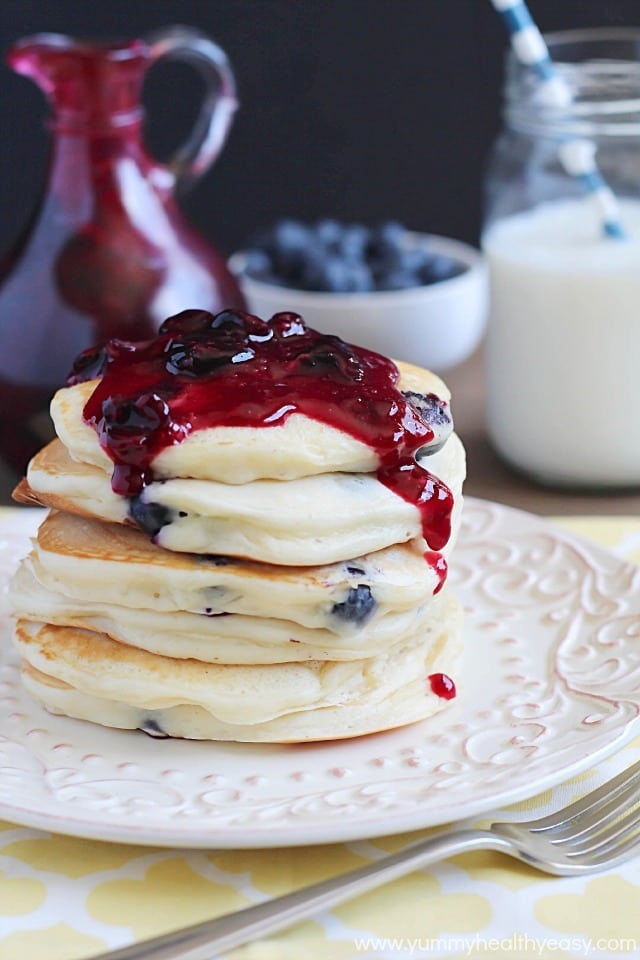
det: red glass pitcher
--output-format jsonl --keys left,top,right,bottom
{"left": 0, "top": 26, "right": 245, "bottom": 490}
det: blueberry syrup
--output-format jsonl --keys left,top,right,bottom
{"left": 424, "top": 551, "right": 448, "bottom": 594}
{"left": 69, "top": 309, "right": 454, "bottom": 551}
{"left": 428, "top": 673, "right": 456, "bottom": 700}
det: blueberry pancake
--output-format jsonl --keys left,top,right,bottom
{"left": 17, "top": 312, "right": 462, "bottom": 564}
{"left": 11, "top": 309, "right": 466, "bottom": 742}
{"left": 12, "top": 561, "right": 454, "bottom": 663}
{"left": 50, "top": 354, "right": 453, "bottom": 485}
{"left": 14, "top": 592, "right": 462, "bottom": 742}
{"left": 23, "top": 510, "right": 446, "bottom": 629}
{"left": 19, "top": 431, "right": 464, "bottom": 565}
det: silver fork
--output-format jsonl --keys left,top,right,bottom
{"left": 96, "top": 758, "right": 640, "bottom": 960}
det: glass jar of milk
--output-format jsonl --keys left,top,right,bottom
{"left": 483, "top": 28, "right": 640, "bottom": 488}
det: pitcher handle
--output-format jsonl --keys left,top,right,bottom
{"left": 145, "top": 25, "right": 238, "bottom": 186}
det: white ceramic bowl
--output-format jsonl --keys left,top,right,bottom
{"left": 230, "top": 233, "right": 488, "bottom": 372}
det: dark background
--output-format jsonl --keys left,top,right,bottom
{"left": 1, "top": 0, "right": 640, "bottom": 261}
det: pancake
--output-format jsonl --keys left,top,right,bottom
{"left": 51, "top": 359, "right": 451, "bottom": 484}
{"left": 27, "top": 510, "right": 444, "bottom": 629}
{"left": 11, "top": 310, "right": 466, "bottom": 743}
{"left": 20, "top": 432, "right": 465, "bottom": 564}
{"left": 12, "top": 561, "right": 452, "bottom": 663}
{"left": 14, "top": 593, "right": 462, "bottom": 741}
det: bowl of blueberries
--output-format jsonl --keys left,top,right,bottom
{"left": 230, "top": 219, "right": 488, "bottom": 371}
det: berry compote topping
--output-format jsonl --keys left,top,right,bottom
{"left": 69, "top": 309, "right": 454, "bottom": 550}
{"left": 428, "top": 673, "right": 456, "bottom": 700}
{"left": 424, "top": 551, "right": 448, "bottom": 594}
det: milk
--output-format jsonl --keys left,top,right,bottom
{"left": 482, "top": 198, "right": 640, "bottom": 487}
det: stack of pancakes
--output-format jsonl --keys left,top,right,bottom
{"left": 11, "top": 314, "right": 466, "bottom": 742}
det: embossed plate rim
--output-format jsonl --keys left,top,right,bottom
{"left": 1, "top": 499, "right": 639, "bottom": 848}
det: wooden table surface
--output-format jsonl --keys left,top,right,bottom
{"left": 446, "top": 348, "right": 640, "bottom": 516}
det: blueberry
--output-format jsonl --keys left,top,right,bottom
{"left": 403, "top": 390, "right": 449, "bottom": 424}
{"left": 299, "top": 244, "right": 331, "bottom": 290}
{"left": 129, "top": 497, "right": 174, "bottom": 537}
{"left": 377, "top": 220, "right": 406, "bottom": 247}
{"left": 140, "top": 718, "right": 170, "bottom": 739}
{"left": 331, "top": 584, "right": 377, "bottom": 625}
{"left": 158, "top": 310, "right": 216, "bottom": 335}
{"left": 338, "top": 224, "right": 369, "bottom": 263}
{"left": 345, "top": 564, "right": 365, "bottom": 576}
{"left": 271, "top": 312, "right": 307, "bottom": 339}
{"left": 249, "top": 220, "right": 307, "bottom": 258}
{"left": 222, "top": 312, "right": 274, "bottom": 340}
{"left": 297, "top": 338, "right": 365, "bottom": 382}
{"left": 242, "top": 218, "right": 462, "bottom": 293}
{"left": 68, "top": 337, "right": 137, "bottom": 385}
{"left": 272, "top": 218, "right": 313, "bottom": 252}
{"left": 346, "top": 262, "right": 374, "bottom": 292}
{"left": 305, "top": 256, "right": 371, "bottom": 293}
{"left": 201, "top": 584, "right": 231, "bottom": 609}
{"left": 398, "top": 246, "right": 431, "bottom": 275}
{"left": 165, "top": 341, "right": 223, "bottom": 375}
{"left": 270, "top": 220, "right": 315, "bottom": 279}
{"left": 165, "top": 340, "right": 254, "bottom": 375}
{"left": 102, "top": 392, "right": 170, "bottom": 435}
{"left": 315, "top": 218, "right": 343, "bottom": 248}
{"left": 367, "top": 221, "right": 406, "bottom": 261}
{"left": 246, "top": 320, "right": 273, "bottom": 343}
{"left": 210, "top": 310, "right": 252, "bottom": 333}
{"left": 402, "top": 391, "right": 452, "bottom": 453}
{"left": 322, "top": 259, "right": 359, "bottom": 293}
{"left": 67, "top": 344, "right": 109, "bottom": 384}
{"left": 244, "top": 249, "right": 273, "bottom": 279}
{"left": 419, "top": 253, "right": 464, "bottom": 285}
{"left": 376, "top": 269, "right": 417, "bottom": 291}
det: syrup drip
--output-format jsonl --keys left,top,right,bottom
{"left": 424, "top": 551, "right": 448, "bottom": 594}
{"left": 428, "top": 673, "right": 456, "bottom": 700}
{"left": 70, "top": 309, "right": 454, "bottom": 550}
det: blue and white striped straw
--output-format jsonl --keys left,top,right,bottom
{"left": 490, "top": 0, "right": 626, "bottom": 239}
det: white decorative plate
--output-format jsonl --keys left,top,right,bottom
{"left": 1, "top": 500, "right": 639, "bottom": 848}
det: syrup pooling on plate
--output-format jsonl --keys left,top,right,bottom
{"left": 68, "top": 309, "right": 454, "bottom": 552}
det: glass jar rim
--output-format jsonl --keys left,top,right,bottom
{"left": 542, "top": 25, "right": 640, "bottom": 53}
{"left": 504, "top": 26, "right": 640, "bottom": 138}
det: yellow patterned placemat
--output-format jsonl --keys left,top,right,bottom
{"left": 1, "top": 512, "right": 640, "bottom": 960}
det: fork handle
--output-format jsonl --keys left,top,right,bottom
{"left": 92, "top": 828, "right": 511, "bottom": 959}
